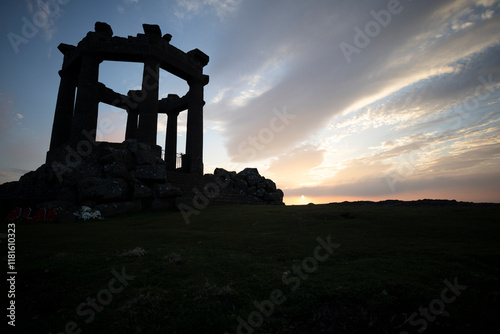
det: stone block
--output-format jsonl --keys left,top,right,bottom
{"left": 132, "top": 180, "right": 152, "bottom": 200}
{"left": 255, "top": 188, "right": 266, "bottom": 198}
{"left": 135, "top": 149, "right": 159, "bottom": 165}
{"left": 78, "top": 177, "right": 130, "bottom": 202}
{"left": 264, "top": 189, "right": 284, "bottom": 203}
{"left": 99, "top": 149, "right": 134, "bottom": 170}
{"left": 135, "top": 164, "right": 166, "bottom": 181}
{"left": 104, "top": 162, "right": 130, "bottom": 180}
{"left": 143, "top": 24, "right": 162, "bottom": 36}
{"left": 151, "top": 198, "right": 176, "bottom": 211}
{"left": 95, "top": 200, "right": 142, "bottom": 217}
{"left": 238, "top": 168, "right": 263, "bottom": 186}
{"left": 151, "top": 183, "right": 182, "bottom": 198}
{"left": 95, "top": 22, "right": 113, "bottom": 38}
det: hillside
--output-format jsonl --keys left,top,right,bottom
{"left": 9, "top": 202, "right": 500, "bottom": 333}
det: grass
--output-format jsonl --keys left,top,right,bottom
{"left": 10, "top": 203, "right": 500, "bottom": 333}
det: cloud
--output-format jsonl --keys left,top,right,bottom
{"left": 286, "top": 171, "right": 500, "bottom": 203}
{"left": 174, "top": 0, "right": 241, "bottom": 19}
{"left": 204, "top": 0, "right": 500, "bottom": 166}
{"left": 26, "top": 0, "right": 65, "bottom": 40}
{"left": 266, "top": 145, "right": 326, "bottom": 187}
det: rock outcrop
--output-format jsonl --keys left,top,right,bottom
{"left": 0, "top": 140, "right": 180, "bottom": 218}
{"left": 0, "top": 142, "right": 284, "bottom": 219}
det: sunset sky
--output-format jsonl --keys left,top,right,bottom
{"left": 1, "top": 0, "right": 499, "bottom": 204}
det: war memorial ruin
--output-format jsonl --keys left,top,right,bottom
{"left": 1, "top": 22, "right": 284, "bottom": 219}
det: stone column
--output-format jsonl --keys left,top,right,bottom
{"left": 125, "top": 107, "right": 138, "bottom": 140}
{"left": 185, "top": 77, "right": 205, "bottom": 175}
{"left": 71, "top": 55, "right": 100, "bottom": 143}
{"left": 165, "top": 110, "right": 180, "bottom": 170}
{"left": 49, "top": 68, "right": 77, "bottom": 151}
{"left": 137, "top": 58, "right": 159, "bottom": 146}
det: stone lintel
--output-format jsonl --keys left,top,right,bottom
{"left": 97, "top": 83, "right": 131, "bottom": 110}
{"left": 142, "top": 24, "right": 162, "bottom": 37}
{"left": 60, "top": 35, "right": 205, "bottom": 81}
{"left": 158, "top": 94, "right": 189, "bottom": 114}
{"left": 95, "top": 22, "right": 113, "bottom": 38}
{"left": 187, "top": 49, "right": 209, "bottom": 67}
{"left": 58, "top": 43, "right": 76, "bottom": 55}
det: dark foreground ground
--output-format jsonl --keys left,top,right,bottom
{"left": 5, "top": 201, "right": 500, "bottom": 333}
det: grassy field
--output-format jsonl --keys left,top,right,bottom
{"left": 9, "top": 202, "right": 500, "bottom": 333}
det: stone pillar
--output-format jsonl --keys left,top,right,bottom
{"left": 185, "top": 77, "right": 205, "bottom": 175}
{"left": 71, "top": 55, "right": 100, "bottom": 143}
{"left": 49, "top": 68, "right": 77, "bottom": 151}
{"left": 165, "top": 110, "right": 180, "bottom": 170}
{"left": 137, "top": 58, "right": 160, "bottom": 146}
{"left": 125, "top": 107, "right": 138, "bottom": 140}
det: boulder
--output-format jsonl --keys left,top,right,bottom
{"left": 264, "top": 189, "right": 284, "bottom": 203}
{"left": 63, "top": 163, "right": 104, "bottom": 186}
{"left": 254, "top": 188, "right": 266, "bottom": 198}
{"left": 135, "top": 164, "right": 166, "bottom": 181}
{"left": 104, "top": 161, "right": 130, "bottom": 180}
{"left": 99, "top": 149, "right": 133, "bottom": 170}
{"left": 151, "top": 198, "right": 176, "bottom": 211}
{"left": 238, "top": 168, "right": 263, "bottom": 186}
{"left": 135, "top": 149, "right": 160, "bottom": 165}
{"left": 132, "top": 180, "right": 152, "bottom": 200}
{"left": 262, "top": 179, "right": 277, "bottom": 192}
{"left": 95, "top": 200, "right": 142, "bottom": 217}
{"left": 151, "top": 183, "right": 182, "bottom": 198}
{"left": 78, "top": 177, "right": 130, "bottom": 202}
{"left": 94, "top": 21, "right": 113, "bottom": 38}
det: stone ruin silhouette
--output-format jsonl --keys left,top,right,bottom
{"left": 47, "top": 21, "right": 207, "bottom": 175}
{"left": 1, "top": 22, "right": 284, "bottom": 219}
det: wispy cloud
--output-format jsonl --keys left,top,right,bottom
{"left": 206, "top": 1, "right": 500, "bottom": 164}
{"left": 26, "top": 0, "right": 64, "bottom": 40}
{"left": 174, "top": 0, "right": 241, "bottom": 19}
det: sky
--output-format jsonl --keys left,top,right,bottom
{"left": 1, "top": 0, "right": 499, "bottom": 205}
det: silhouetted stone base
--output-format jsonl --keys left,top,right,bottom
{"left": 1, "top": 141, "right": 284, "bottom": 220}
